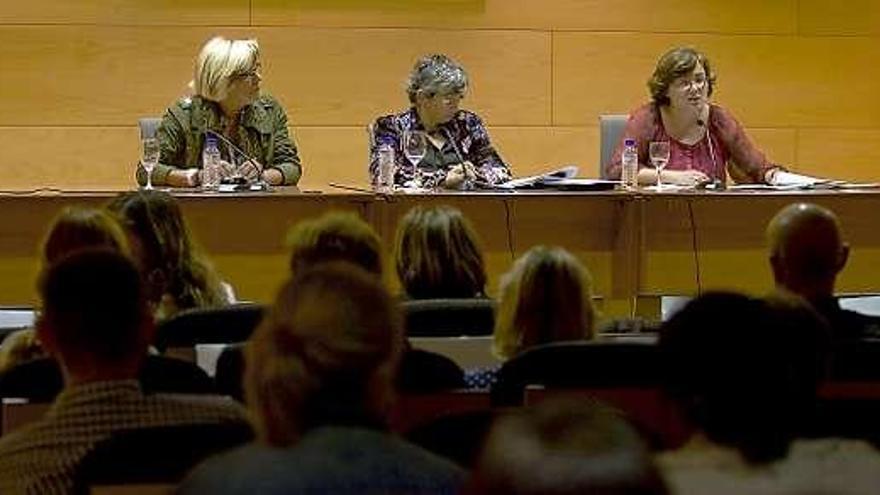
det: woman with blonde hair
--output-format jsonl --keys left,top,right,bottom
{"left": 466, "top": 246, "right": 597, "bottom": 389}
{"left": 107, "top": 190, "right": 233, "bottom": 320}
{"left": 393, "top": 205, "right": 487, "bottom": 299}
{"left": 180, "top": 263, "right": 464, "bottom": 493}
{"left": 140, "top": 36, "right": 302, "bottom": 187}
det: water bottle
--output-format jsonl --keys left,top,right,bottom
{"left": 377, "top": 140, "right": 397, "bottom": 192}
{"left": 202, "top": 134, "right": 222, "bottom": 190}
{"left": 621, "top": 138, "right": 639, "bottom": 190}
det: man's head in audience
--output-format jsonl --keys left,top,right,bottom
{"left": 660, "top": 291, "right": 828, "bottom": 464}
{"left": 286, "top": 212, "right": 383, "bottom": 277}
{"left": 36, "top": 249, "right": 152, "bottom": 386}
{"left": 467, "top": 399, "right": 668, "bottom": 495}
{"left": 42, "top": 207, "right": 131, "bottom": 265}
{"left": 767, "top": 202, "right": 848, "bottom": 302}
{"left": 245, "top": 262, "right": 403, "bottom": 446}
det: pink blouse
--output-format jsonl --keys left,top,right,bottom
{"left": 606, "top": 103, "right": 777, "bottom": 183}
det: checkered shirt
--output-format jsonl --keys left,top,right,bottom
{"left": 0, "top": 379, "right": 247, "bottom": 494}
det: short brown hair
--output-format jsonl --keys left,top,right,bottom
{"left": 648, "top": 46, "right": 716, "bottom": 106}
{"left": 286, "top": 211, "right": 383, "bottom": 277}
{"left": 394, "top": 205, "right": 487, "bottom": 299}
{"left": 42, "top": 207, "right": 130, "bottom": 265}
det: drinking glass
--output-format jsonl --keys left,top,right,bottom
{"left": 403, "top": 130, "right": 428, "bottom": 188}
{"left": 649, "top": 141, "right": 671, "bottom": 191}
{"left": 141, "top": 137, "right": 160, "bottom": 190}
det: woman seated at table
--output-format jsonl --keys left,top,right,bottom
{"left": 607, "top": 46, "right": 784, "bottom": 187}
{"left": 369, "top": 54, "right": 511, "bottom": 190}
{"left": 139, "top": 36, "right": 302, "bottom": 188}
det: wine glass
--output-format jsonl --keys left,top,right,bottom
{"left": 141, "top": 137, "right": 160, "bottom": 190}
{"left": 403, "top": 130, "right": 428, "bottom": 188}
{"left": 649, "top": 141, "right": 671, "bottom": 191}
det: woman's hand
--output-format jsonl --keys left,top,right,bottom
{"left": 237, "top": 159, "right": 263, "bottom": 182}
{"left": 442, "top": 161, "right": 477, "bottom": 189}
{"left": 167, "top": 169, "right": 201, "bottom": 188}
{"left": 664, "top": 169, "right": 711, "bottom": 187}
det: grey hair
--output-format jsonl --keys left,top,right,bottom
{"left": 406, "top": 54, "right": 468, "bottom": 104}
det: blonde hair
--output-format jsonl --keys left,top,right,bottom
{"left": 493, "top": 246, "right": 596, "bottom": 360}
{"left": 192, "top": 36, "right": 260, "bottom": 102}
{"left": 245, "top": 263, "right": 404, "bottom": 446}
{"left": 393, "top": 205, "right": 486, "bottom": 299}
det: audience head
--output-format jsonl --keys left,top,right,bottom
{"left": 468, "top": 399, "right": 668, "bottom": 495}
{"left": 42, "top": 206, "right": 130, "bottom": 264}
{"left": 394, "top": 205, "right": 487, "bottom": 299}
{"left": 648, "top": 46, "right": 716, "bottom": 107}
{"left": 660, "top": 291, "right": 829, "bottom": 464}
{"left": 245, "top": 262, "right": 404, "bottom": 446}
{"left": 107, "top": 190, "right": 226, "bottom": 317}
{"left": 286, "top": 211, "right": 383, "bottom": 277}
{"left": 36, "top": 250, "right": 151, "bottom": 382}
{"left": 766, "top": 202, "right": 848, "bottom": 301}
{"left": 493, "top": 246, "right": 596, "bottom": 360}
{"left": 192, "top": 36, "right": 261, "bottom": 105}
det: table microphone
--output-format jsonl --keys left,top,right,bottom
{"left": 696, "top": 115, "right": 722, "bottom": 188}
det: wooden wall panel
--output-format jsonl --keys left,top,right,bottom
{"left": 0, "top": 0, "right": 250, "bottom": 25}
{"left": 797, "top": 129, "right": 880, "bottom": 182}
{"left": 798, "top": 0, "right": 880, "bottom": 36}
{"left": 553, "top": 32, "right": 880, "bottom": 128}
{"left": 253, "top": 0, "right": 795, "bottom": 34}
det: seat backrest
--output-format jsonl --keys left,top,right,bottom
{"left": 402, "top": 298, "right": 496, "bottom": 337}
{"left": 491, "top": 340, "right": 661, "bottom": 407}
{"left": 75, "top": 422, "right": 253, "bottom": 489}
{"left": 154, "top": 304, "right": 266, "bottom": 349}
{"left": 138, "top": 118, "right": 162, "bottom": 140}
{"left": 408, "top": 335, "right": 498, "bottom": 369}
{"left": 828, "top": 338, "right": 880, "bottom": 381}
{"left": 598, "top": 114, "right": 629, "bottom": 179}
{"left": 2, "top": 398, "right": 51, "bottom": 435}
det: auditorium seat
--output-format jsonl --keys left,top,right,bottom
{"left": 598, "top": 114, "right": 628, "bottom": 178}
{"left": 154, "top": 304, "right": 265, "bottom": 350}
{"left": 402, "top": 298, "right": 496, "bottom": 337}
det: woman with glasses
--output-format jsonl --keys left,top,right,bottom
{"left": 369, "top": 54, "right": 511, "bottom": 190}
{"left": 139, "top": 36, "right": 303, "bottom": 187}
{"left": 607, "top": 46, "right": 783, "bottom": 187}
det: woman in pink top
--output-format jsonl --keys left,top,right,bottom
{"left": 607, "top": 47, "right": 782, "bottom": 187}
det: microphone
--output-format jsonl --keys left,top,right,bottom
{"left": 205, "top": 130, "right": 265, "bottom": 186}
{"left": 697, "top": 114, "right": 723, "bottom": 189}
{"left": 441, "top": 127, "right": 478, "bottom": 190}
{"left": 205, "top": 129, "right": 259, "bottom": 167}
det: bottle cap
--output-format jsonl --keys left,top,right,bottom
{"left": 624, "top": 138, "right": 636, "bottom": 146}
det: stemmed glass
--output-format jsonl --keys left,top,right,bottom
{"left": 403, "top": 130, "right": 428, "bottom": 188}
{"left": 141, "top": 137, "right": 160, "bottom": 190}
{"left": 649, "top": 141, "right": 670, "bottom": 191}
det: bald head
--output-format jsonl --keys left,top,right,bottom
{"left": 767, "top": 203, "right": 848, "bottom": 299}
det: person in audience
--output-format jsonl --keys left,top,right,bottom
{"left": 139, "top": 36, "right": 302, "bottom": 187}
{"left": 0, "top": 207, "right": 132, "bottom": 373}
{"left": 466, "top": 399, "right": 669, "bottom": 494}
{"left": 607, "top": 46, "right": 784, "bottom": 187}
{"left": 286, "top": 210, "right": 383, "bottom": 277}
{"left": 767, "top": 202, "right": 880, "bottom": 340}
{"left": 466, "top": 246, "right": 597, "bottom": 389}
{"left": 181, "top": 263, "right": 465, "bottom": 494}
{"left": 107, "top": 190, "right": 233, "bottom": 321}
{"left": 369, "top": 54, "right": 511, "bottom": 190}
{"left": 656, "top": 291, "right": 880, "bottom": 495}
{"left": 394, "top": 205, "right": 488, "bottom": 299}
{"left": 0, "top": 250, "right": 247, "bottom": 493}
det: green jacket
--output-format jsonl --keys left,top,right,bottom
{"left": 138, "top": 94, "right": 302, "bottom": 186}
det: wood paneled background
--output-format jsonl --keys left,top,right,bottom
{"left": 1, "top": 0, "right": 879, "bottom": 190}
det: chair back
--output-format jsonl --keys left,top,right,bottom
{"left": 138, "top": 118, "right": 162, "bottom": 140}
{"left": 402, "top": 298, "right": 496, "bottom": 337}
{"left": 75, "top": 422, "right": 253, "bottom": 490}
{"left": 2, "top": 398, "right": 51, "bottom": 435}
{"left": 599, "top": 114, "right": 628, "bottom": 179}
{"left": 404, "top": 408, "right": 499, "bottom": 468}
{"left": 154, "top": 304, "right": 265, "bottom": 349}
{"left": 829, "top": 338, "right": 880, "bottom": 381}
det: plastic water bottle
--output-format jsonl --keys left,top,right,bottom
{"left": 202, "top": 134, "right": 222, "bottom": 190}
{"left": 377, "top": 140, "right": 396, "bottom": 192}
{"left": 621, "top": 138, "right": 638, "bottom": 190}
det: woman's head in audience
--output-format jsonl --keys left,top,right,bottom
{"left": 286, "top": 211, "right": 383, "bottom": 277}
{"left": 660, "top": 291, "right": 829, "bottom": 464}
{"left": 42, "top": 207, "right": 130, "bottom": 264}
{"left": 245, "top": 262, "right": 404, "bottom": 446}
{"left": 192, "top": 36, "right": 261, "bottom": 109}
{"left": 407, "top": 54, "right": 468, "bottom": 128}
{"left": 107, "top": 190, "right": 226, "bottom": 318}
{"left": 468, "top": 399, "right": 669, "bottom": 495}
{"left": 493, "top": 246, "right": 596, "bottom": 360}
{"left": 648, "top": 46, "right": 716, "bottom": 108}
{"left": 394, "top": 205, "right": 487, "bottom": 299}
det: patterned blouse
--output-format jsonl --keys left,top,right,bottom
{"left": 369, "top": 108, "right": 511, "bottom": 189}
{"left": 606, "top": 103, "right": 779, "bottom": 183}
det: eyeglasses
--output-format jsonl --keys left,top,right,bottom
{"left": 673, "top": 75, "right": 707, "bottom": 91}
{"left": 234, "top": 66, "right": 262, "bottom": 81}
